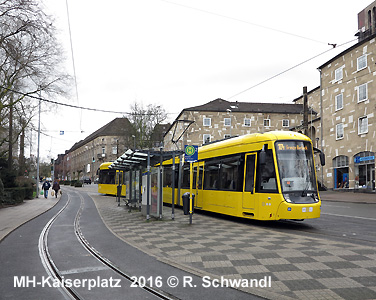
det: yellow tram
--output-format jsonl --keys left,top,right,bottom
{"left": 162, "top": 131, "right": 323, "bottom": 221}
{"left": 97, "top": 162, "right": 126, "bottom": 196}
{"left": 99, "top": 131, "right": 324, "bottom": 221}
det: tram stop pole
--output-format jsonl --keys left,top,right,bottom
{"left": 189, "top": 161, "right": 193, "bottom": 224}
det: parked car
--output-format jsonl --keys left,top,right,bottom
{"left": 83, "top": 177, "right": 92, "bottom": 184}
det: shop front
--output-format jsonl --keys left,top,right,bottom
{"left": 354, "top": 151, "right": 375, "bottom": 191}
{"left": 333, "top": 155, "right": 349, "bottom": 189}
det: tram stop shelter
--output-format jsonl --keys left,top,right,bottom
{"left": 109, "top": 149, "right": 184, "bottom": 220}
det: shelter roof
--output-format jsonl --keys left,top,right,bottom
{"left": 109, "top": 149, "right": 183, "bottom": 171}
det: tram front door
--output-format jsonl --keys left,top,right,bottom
{"left": 243, "top": 153, "right": 256, "bottom": 210}
{"left": 194, "top": 162, "right": 204, "bottom": 208}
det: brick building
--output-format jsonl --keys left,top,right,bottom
{"left": 316, "top": 36, "right": 375, "bottom": 191}
{"left": 293, "top": 1, "right": 376, "bottom": 191}
{"left": 55, "top": 118, "right": 134, "bottom": 181}
{"left": 163, "top": 98, "right": 315, "bottom": 151}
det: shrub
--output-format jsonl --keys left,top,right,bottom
{"left": 4, "top": 187, "right": 25, "bottom": 204}
{"left": 74, "top": 181, "right": 83, "bottom": 187}
{"left": 70, "top": 180, "right": 77, "bottom": 186}
{"left": 24, "top": 186, "right": 34, "bottom": 200}
{"left": 64, "top": 180, "right": 71, "bottom": 185}
{"left": 0, "top": 178, "right": 4, "bottom": 205}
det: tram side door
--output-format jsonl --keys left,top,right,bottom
{"left": 243, "top": 153, "right": 256, "bottom": 209}
{"left": 194, "top": 162, "right": 204, "bottom": 208}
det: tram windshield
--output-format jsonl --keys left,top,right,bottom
{"left": 275, "top": 141, "right": 317, "bottom": 194}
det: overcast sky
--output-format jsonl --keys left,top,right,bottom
{"left": 35, "top": 0, "right": 372, "bottom": 160}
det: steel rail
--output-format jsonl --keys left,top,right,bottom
{"left": 38, "top": 196, "right": 83, "bottom": 299}
{"left": 73, "top": 192, "right": 180, "bottom": 300}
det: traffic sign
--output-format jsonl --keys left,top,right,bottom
{"left": 184, "top": 145, "right": 198, "bottom": 162}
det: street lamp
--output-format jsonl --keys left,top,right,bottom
{"left": 36, "top": 92, "right": 41, "bottom": 198}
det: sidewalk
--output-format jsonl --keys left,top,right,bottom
{"left": 0, "top": 193, "right": 59, "bottom": 242}
{"left": 90, "top": 191, "right": 376, "bottom": 300}
{"left": 320, "top": 190, "right": 376, "bottom": 204}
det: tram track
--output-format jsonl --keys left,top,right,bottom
{"left": 39, "top": 191, "right": 180, "bottom": 300}
{"left": 38, "top": 197, "right": 81, "bottom": 300}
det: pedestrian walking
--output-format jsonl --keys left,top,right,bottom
{"left": 42, "top": 179, "right": 51, "bottom": 199}
{"left": 52, "top": 179, "right": 60, "bottom": 198}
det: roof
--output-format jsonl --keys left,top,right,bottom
{"left": 67, "top": 118, "right": 132, "bottom": 153}
{"left": 184, "top": 98, "right": 304, "bottom": 114}
{"left": 164, "top": 98, "right": 306, "bottom": 139}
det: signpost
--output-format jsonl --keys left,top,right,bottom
{"left": 184, "top": 145, "right": 198, "bottom": 224}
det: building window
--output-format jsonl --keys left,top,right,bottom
{"left": 358, "top": 83, "right": 367, "bottom": 102}
{"left": 203, "top": 118, "right": 211, "bottom": 126}
{"left": 335, "top": 93, "right": 343, "bottom": 111}
{"left": 336, "top": 123, "right": 344, "bottom": 140}
{"left": 358, "top": 116, "right": 368, "bottom": 134}
{"left": 264, "top": 119, "right": 271, "bottom": 127}
{"left": 335, "top": 67, "right": 343, "bottom": 82}
{"left": 357, "top": 54, "right": 367, "bottom": 71}
{"left": 333, "top": 155, "right": 349, "bottom": 168}
{"left": 224, "top": 118, "right": 231, "bottom": 126}
{"left": 112, "top": 146, "right": 117, "bottom": 155}
{"left": 203, "top": 134, "right": 211, "bottom": 144}
{"left": 282, "top": 119, "right": 289, "bottom": 127}
{"left": 102, "top": 146, "right": 105, "bottom": 154}
{"left": 244, "top": 118, "right": 251, "bottom": 127}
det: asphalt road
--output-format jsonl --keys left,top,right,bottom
{"left": 220, "top": 199, "right": 376, "bottom": 247}
{"left": 0, "top": 189, "right": 262, "bottom": 300}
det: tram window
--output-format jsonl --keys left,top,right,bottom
{"left": 181, "top": 164, "right": 191, "bottom": 189}
{"left": 192, "top": 167, "right": 197, "bottom": 188}
{"left": 197, "top": 166, "right": 204, "bottom": 189}
{"left": 244, "top": 155, "right": 256, "bottom": 192}
{"left": 256, "top": 149, "right": 278, "bottom": 193}
{"left": 204, "top": 160, "right": 220, "bottom": 190}
{"left": 220, "top": 156, "right": 243, "bottom": 191}
{"left": 163, "top": 166, "right": 172, "bottom": 187}
{"left": 99, "top": 169, "right": 116, "bottom": 184}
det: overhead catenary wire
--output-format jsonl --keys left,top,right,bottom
{"left": 161, "top": 0, "right": 329, "bottom": 45}
{"left": 3, "top": 39, "right": 359, "bottom": 117}
{"left": 228, "top": 38, "right": 358, "bottom": 100}
{"left": 0, "top": 85, "right": 174, "bottom": 116}
{"left": 65, "top": 0, "right": 82, "bottom": 132}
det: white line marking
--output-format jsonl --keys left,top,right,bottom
{"left": 322, "top": 212, "right": 376, "bottom": 221}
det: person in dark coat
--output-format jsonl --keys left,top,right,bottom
{"left": 52, "top": 179, "right": 60, "bottom": 198}
{"left": 42, "top": 180, "right": 51, "bottom": 199}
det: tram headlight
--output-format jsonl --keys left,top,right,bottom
{"left": 284, "top": 193, "right": 291, "bottom": 203}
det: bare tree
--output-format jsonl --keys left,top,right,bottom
{"left": 128, "top": 102, "right": 168, "bottom": 149}
{"left": 0, "top": 0, "right": 71, "bottom": 169}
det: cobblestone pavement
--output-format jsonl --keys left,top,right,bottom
{"left": 89, "top": 193, "right": 376, "bottom": 300}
